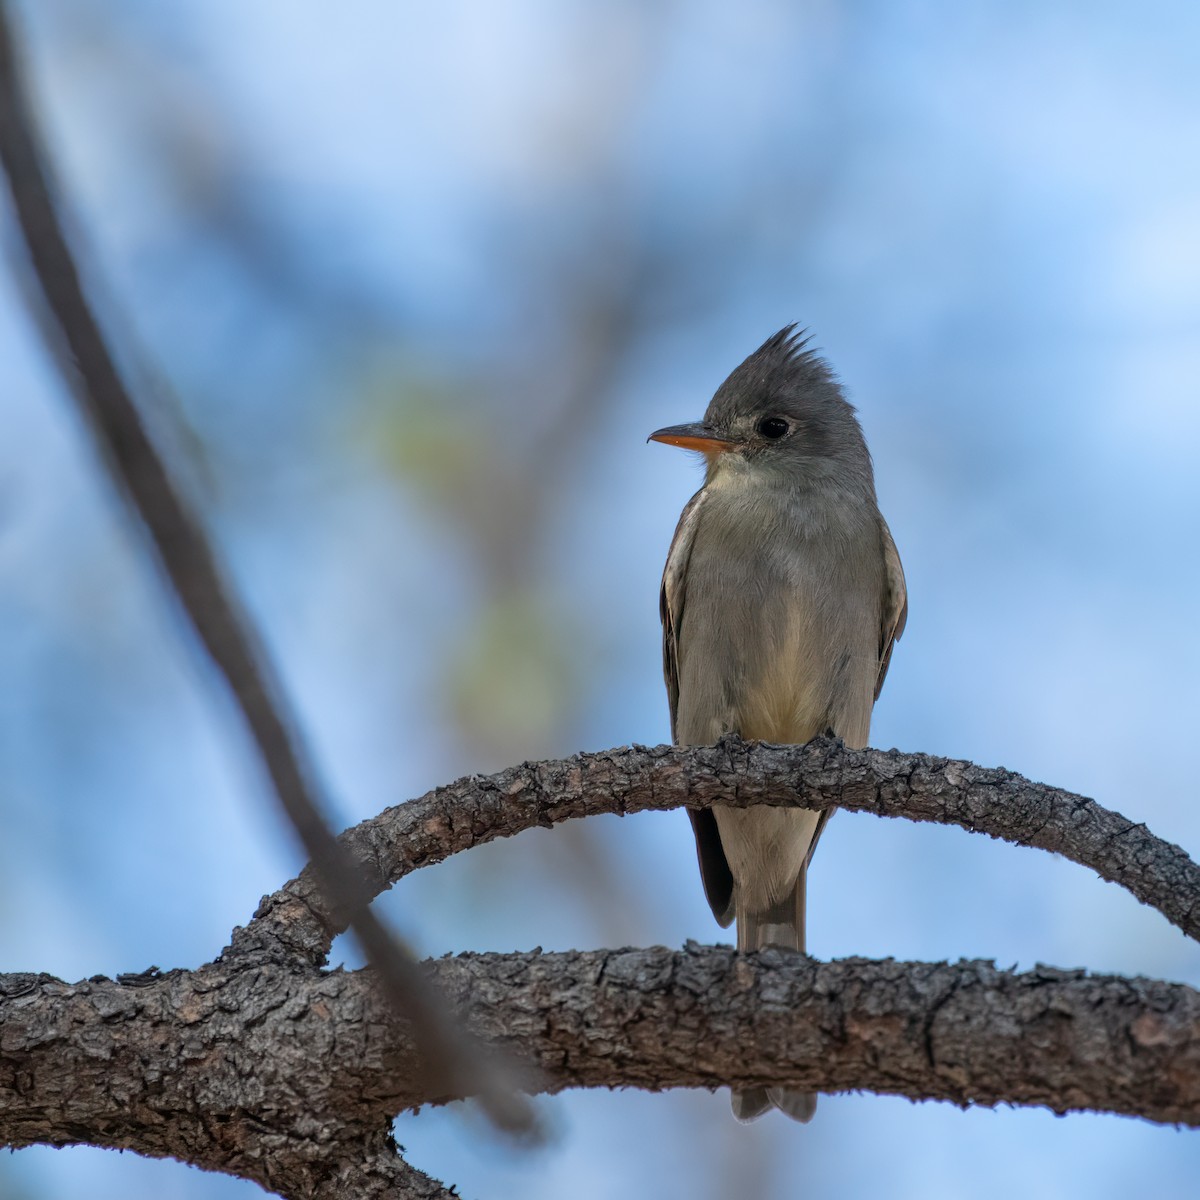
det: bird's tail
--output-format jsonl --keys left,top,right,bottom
{"left": 731, "top": 869, "right": 817, "bottom": 1124}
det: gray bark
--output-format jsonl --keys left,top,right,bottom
{"left": 238, "top": 736, "right": 1200, "bottom": 962}
{"left": 0, "top": 739, "right": 1196, "bottom": 1197}
{"left": 1, "top": 950, "right": 1197, "bottom": 1198}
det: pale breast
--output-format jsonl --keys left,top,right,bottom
{"left": 672, "top": 482, "right": 882, "bottom": 751}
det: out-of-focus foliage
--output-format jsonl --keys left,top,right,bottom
{"left": 2, "top": 1, "right": 1199, "bottom": 1197}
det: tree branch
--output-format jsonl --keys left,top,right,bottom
{"left": 267, "top": 1138, "right": 459, "bottom": 1200}
{"left": 236, "top": 737, "right": 1200, "bottom": 964}
{"left": 0, "top": 0, "right": 530, "bottom": 1135}
{"left": 4, "top": 735, "right": 1198, "bottom": 1194}
{"left": 1, "top": 948, "right": 1197, "bottom": 1199}
{"left": 5, "top": 5, "right": 1192, "bottom": 1196}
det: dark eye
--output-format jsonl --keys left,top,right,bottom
{"left": 757, "top": 417, "right": 790, "bottom": 440}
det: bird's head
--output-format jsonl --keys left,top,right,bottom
{"left": 648, "top": 325, "right": 872, "bottom": 492}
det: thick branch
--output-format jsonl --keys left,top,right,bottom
{"left": 237, "top": 737, "right": 1200, "bottom": 963}
{"left": 1, "top": 947, "right": 1197, "bottom": 1200}
{"left": 9, "top": 722, "right": 1200, "bottom": 1198}
{"left": 269, "top": 1139, "right": 458, "bottom": 1200}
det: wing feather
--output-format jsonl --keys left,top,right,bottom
{"left": 660, "top": 489, "right": 705, "bottom": 739}
{"left": 875, "top": 517, "right": 908, "bottom": 700}
{"left": 660, "top": 489, "right": 735, "bottom": 925}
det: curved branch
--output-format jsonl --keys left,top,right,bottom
{"left": 234, "top": 737, "right": 1200, "bottom": 963}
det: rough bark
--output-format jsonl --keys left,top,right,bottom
{"left": 0, "top": 739, "right": 1194, "bottom": 1195}
{"left": 2, "top": 949, "right": 1198, "bottom": 1198}
{"left": 6, "top": 2, "right": 1196, "bottom": 1194}
{"left": 235, "top": 737, "right": 1200, "bottom": 964}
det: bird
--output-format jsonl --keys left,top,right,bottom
{"left": 650, "top": 325, "right": 906, "bottom": 1122}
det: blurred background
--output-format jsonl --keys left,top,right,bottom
{"left": 2, "top": 0, "right": 1199, "bottom": 1196}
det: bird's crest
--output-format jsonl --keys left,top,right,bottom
{"left": 712, "top": 323, "right": 841, "bottom": 414}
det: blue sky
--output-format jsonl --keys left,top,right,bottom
{"left": 2, "top": 2, "right": 1199, "bottom": 1196}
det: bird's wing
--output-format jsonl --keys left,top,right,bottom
{"left": 660, "top": 488, "right": 705, "bottom": 740}
{"left": 875, "top": 516, "right": 908, "bottom": 700}
{"left": 805, "top": 515, "right": 905, "bottom": 874}
{"left": 660, "top": 488, "right": 735, "bottom": 926}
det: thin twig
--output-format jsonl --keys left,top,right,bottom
{"left": 0, "top": 2, "right": 531, "bottom": 1134}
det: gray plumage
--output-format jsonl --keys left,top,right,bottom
{"left": 654, "top": 326, "right": 907, "bottom": 1123}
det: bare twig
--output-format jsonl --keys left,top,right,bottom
{"left": 238, "top": 736, "right": 1200, "bottom": 961}
{"left": 0, "top": 2, "right": 530, "bottom": 1134}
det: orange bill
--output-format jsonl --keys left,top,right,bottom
{"left": 647, "top": 422, "right": 736, "bottom": 454}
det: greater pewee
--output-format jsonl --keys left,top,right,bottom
{"left": 651, "top": 325, "right": 907, "bottom": 1122}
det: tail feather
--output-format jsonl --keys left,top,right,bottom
{"left": 731, "top": 868, "right": 817, "bottom": 1124}
{"left": 736, "top": 867, "right": 806, "bottom": 954}
{"left": 731, "top": 1087, "right": 773, "bottom": 1121}
{"left": 767, "top": 1086, "right": 817, "bottom": 1122}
